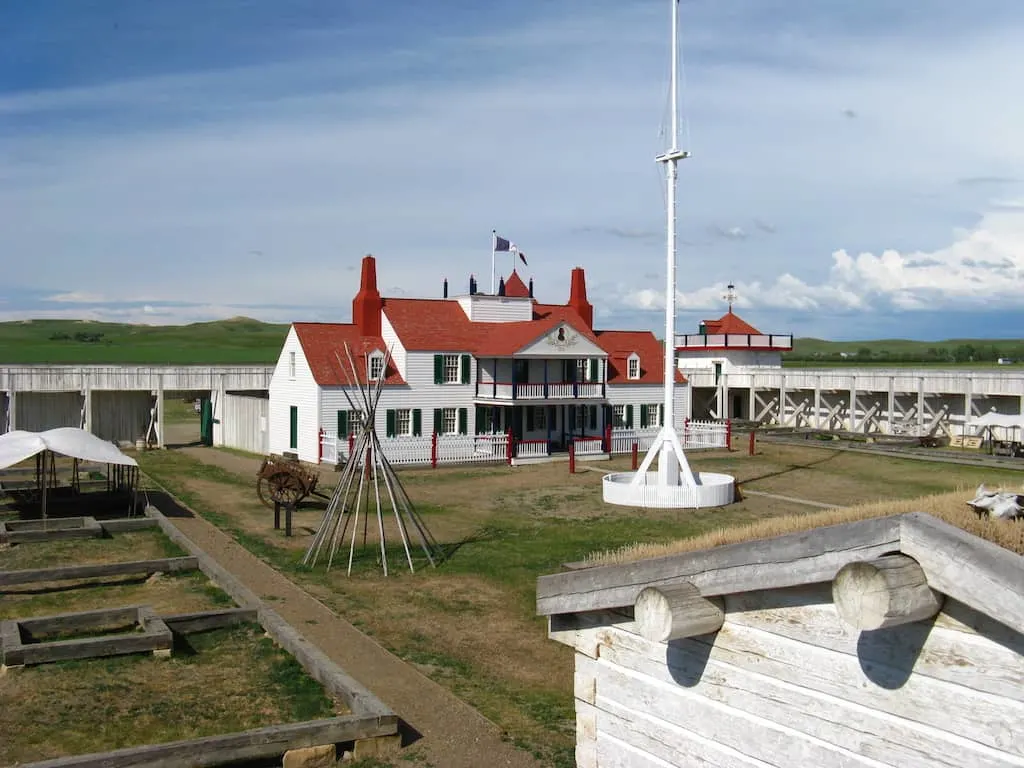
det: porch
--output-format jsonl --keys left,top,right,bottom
{"left": 474, "top": 356, "right": 606, "bottom": 403}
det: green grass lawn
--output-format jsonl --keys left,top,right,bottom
{"left": 785, "top": 337, "right": 1024, "bottom": 366}
{"left": 0, "top": 317, "right": 287, "bottom": 364}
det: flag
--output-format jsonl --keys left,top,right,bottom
{"left": 493, "top": 233, "right": 511, "bottom": 252}
{"left": 517, "top": 249, "right": 528, "bottom": 266}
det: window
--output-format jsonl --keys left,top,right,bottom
{"left": 396, "top": 409, "right": 412, "bottom": 436}
{"left": 514, "top": 359, "right": 530, "bottom": 383}
{"left": 627, "top": 354, "right": 640, "bottom": 380}
{"left": 535, "top": 406, "right": 546, "bottom": 430}
{"left": 475, "top": 406, "right": 493, "bottom": 434}
{"left": 289, "top": 406, "right": 298, "bottom": 449}
{"left": 613, "top": 405, "right": 626, "bottom": 428}
{"left": 288, "top": 351, "right": 296, "bottom": 379}
{"left": 442, "top": 407, "right": 457, "bottom": 434}
{"left": 337, "top": 409, "right": 362, "bottom": 438}
{"left": 576, "top": 359, "right": 589, "bottom": 383}
{"left": 641, "top": 403, "right": 661, "bottom": 428}
{"left": 444, "top": 355, "right": 460, "bottom": 383}
{"left": 368, "top": 354, "right": 384, "bottom": 381}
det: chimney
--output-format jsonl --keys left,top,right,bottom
{"left": 568, "top": 267, "right": 593, "bottom": 329}
{"left": 352, "top": 254, "right": 382, "bottom": 336}
{"left": 469, "top": 274, "right": 477, "bottom": 295}
{"left": 498, "top": 277, "right": 506, "bottom": 296}
{"left": 443, "top": 278, "right": 448, "bottom": 299}
{"left": 528, "top": 277, "right": 534, "bottom": 298}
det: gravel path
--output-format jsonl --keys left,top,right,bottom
{"left": 163, "top": 484, "right": 544, "bottom": 768}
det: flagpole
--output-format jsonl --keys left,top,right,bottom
{"left": 491, "top": 230, "right": 496, "bottom": 294}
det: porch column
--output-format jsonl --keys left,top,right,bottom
{"left": 848, "top": 376, "right": 857, "bottom": 432}
{"left": 492, "top": 360, "right": 498, "bottom": 398}
{"left": 82, "top": 376, "right": 93, "bottom": 433}
{"left": 887, "top": 376, "right": 895, "bottom": 434}
{"left": 916, "top": 378, "right": 925, "bottom": 432}
{"left": 543, "top": 360, "right": 548, "bottom": 398}
{"left": 5, "top": 390, "right": 14, "bottom": 432}
{"left": 778, "top": 375, "right": 787, "bottom": 427}
{"left": 721, "top": 374, "right": 730, "bottom": 420}
{"left": 813, "top": 376, "right": 821, "bottom": 430}
{"left": 156, "top": 374, "right": 166, "bottom": 448}
{"left": 748, "top": 384, "right": 756, "bottom": 425}
{"left": 964, "top": 375, "right": 973, "bottom": 433}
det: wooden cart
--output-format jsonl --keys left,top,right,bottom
{"left": 256, "top": 456, "right": 323, "bottom": 508}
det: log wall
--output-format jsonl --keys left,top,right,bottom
{"left": 567, "top": 583, "right": 1023, "bottom": 768}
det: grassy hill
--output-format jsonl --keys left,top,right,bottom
{"left": 0, "top": 317, "right": 289, "bottom": 364}
{"left": 785, "top": 338, "right": 1024, "bottom": 367}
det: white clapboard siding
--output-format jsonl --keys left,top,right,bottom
{"left": 267, "top": 326, "right": 321, "bottom": 462}
{"left": 586, "top": 618, "right": 1023, "bottom": 767}
{"left": 216, "top": 393, "right": 269, "bottom": 454}
{"left": 380, "top": 313, "right": 407, "bottom": 378}
{"left": 13, "top": 391, "right": 83, "bottom": 432}
{"left": 607, "top": 383, "right": 690, "bottom": 428}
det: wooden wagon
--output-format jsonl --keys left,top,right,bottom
{"left": 255, "top": 456, "right": 324, "bottom": 508}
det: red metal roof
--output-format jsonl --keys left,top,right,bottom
{"left": 292, "top": 323, "right": 405, "bottom": 387}
{"left": 594, "top": 330, "right": 686, "bottom": 384}
{"left": 702, "top": 310, "right": 762, "bottom": 335}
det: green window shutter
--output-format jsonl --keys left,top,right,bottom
{"left": 412, "top": 409, "right": 422, "bottom": 437}
{"left": 589, "top": 405, "right": 597, "bottom": 430}
{"left": 625, "top": 404, "right": 634, "bottom": 428}
{"left": 461, "top": 354, "right": 471, "bottom": 384}
{"left": 433, "top": 408, "right": 443, "bottom": 434}
{"left": 640, "top": 404, "right": 648, "bottom": 427}
{"left": 337, "top": 410, "right": 348, "bottom": 438}
{"left": 385, "top": 409, "right": 396, "bottom": 438}
{"left": 433, "top": 354, "right": 444, "bottom": 384}
{"left": 659, "top": 404, "right": 665, "bottom": 426}
{"left": 289, "top": 406, "right": 298, "bottom": 449}
{"left": 458, "top": 408, "right": 468, "bottom": 435}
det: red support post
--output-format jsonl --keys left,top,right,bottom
{"left": 749, "top": 429, "right": 756, "bottom": 456}
{"left": 631, "top": 442, "right": 639, "bottom": 471}
{"left": 348, "top": 433, "right": 355, "bottom": 457}
{"left": 726, "top": 419, "right": 732, "bottom": 451}
{"left": 568, "top": 440, "right": 576, "bottom": 474}
{"left": 603, "top": 424, "right": 612, "bottom": 453}
{"left": 431, "top": 431, "right": 438, "bottom": 469}
{"left": 317, "top": 427, "right": 324, "bottom": 464}
{"left": 506, "top": 428, "right": 514, "bottom": 465}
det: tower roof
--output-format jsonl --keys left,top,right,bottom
{"left": 702, "top": 310, "right": 762, "bottom": 335}
{"left": 503, "top": 270, "right": 530, "bottom": 298}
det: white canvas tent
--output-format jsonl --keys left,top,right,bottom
{"left": 968, "top": 412, "right": 1024, "bottom": 431}
{"left": 0, "top": 428, "right": 138, "bottom": 519}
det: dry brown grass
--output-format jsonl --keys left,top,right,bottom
{"left": 586, "top": 488, "right": 1024, "bottom": 566}
{"left": 0, "top": 529, "right": 184, "bottom": 572}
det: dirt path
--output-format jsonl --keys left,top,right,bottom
{"left": 163, "top": 489, "right": 544, "bottom": 768}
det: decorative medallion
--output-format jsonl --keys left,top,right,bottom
{"left": 545, "top": 325, "right": 579, "bottom": 348}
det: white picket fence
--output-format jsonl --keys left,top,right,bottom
{"left": 573, "top": 436, "right": 606, "bottom": 456}
{"left": 320, "top": 433, "right": 509, "bottom": 467}
{"left": 609, "top": 421, "right": 729, "bottom": 454}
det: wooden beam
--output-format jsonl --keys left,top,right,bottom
{"left": 634, "top": 583, "right": 724, "bottom": 642}
{"left": 101, "top": 518, "right": 159, "bottom": 533}
{"left": 0, "top": 557, "right": 198, "bottom": 587}
{"left": 832, "top": 554, "right": 943, "bottom": 631}
{"left": 159, "top": 608, "right": 257, "bottom": 634}
{"left": 536, "top": 515, "right": 902, "bottom": 616}
{"left": 20, "top": 714, "right": 397, "bottom": 768}
{"left": 899, "top": 512, "right": 1024, "bottom": 637}
{"left": 19, "top": 605, "right": 145, "bottom": 637}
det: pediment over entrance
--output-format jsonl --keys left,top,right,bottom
{"left": 516, "top": 323, "right": 606, "bottom": 358}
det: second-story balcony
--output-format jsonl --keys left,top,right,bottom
{"left": 475, "top": 380, "right": 606, "bottom": 401}
{"left": 676, "top": 332, "right": 793, "bottom": 351}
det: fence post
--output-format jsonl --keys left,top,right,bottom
{"left": 631, "top": 442, "right": 638, "bottom": 471}
{"left": 506, "top": 428, "right": 514, "bottom": 465}
{"left": 726, "top": 419, "right": 732, "bottom": 451}
{"left": 317, "top": 427, "right": 324, "bottom": 464}
{"left": 431, "top": 431, "right": 438, "bottom": 468}
{"left": 569, "top": 440, "right": 576, "bottom": 474}
{"left": 348, "top": 433, "right": 355, "bottom": 457}
{"left": 749, "top": 429, "right": 756, "bottom": 456}
{"left": 603, "top": 424, "right": 612, "bottom": 453}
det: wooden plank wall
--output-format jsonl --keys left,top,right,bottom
{"left": 573, "top": 584, "right": 1023, "bottom": 768}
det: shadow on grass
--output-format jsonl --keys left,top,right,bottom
{"left": 2, "top": 574, "right": 149, "bottom": 597}
{"left": 143, "top": 490, "right": 195, "bottom": 519}
{"left": 741, "top": 450, "right": 842, "bottom": 484}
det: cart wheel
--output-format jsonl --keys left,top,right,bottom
{"left": 267, "top": 470, "right": 306, "bottom": 506}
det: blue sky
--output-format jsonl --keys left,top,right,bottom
{"left": 2, "top": 0, "right": 1023, "bottom": 340}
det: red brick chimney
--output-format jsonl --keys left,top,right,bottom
{"left": 352, "top": 254, "right": 382, "bottom": 336}
{"left": 567, "top": 267, "right": 593, "bottom": 329}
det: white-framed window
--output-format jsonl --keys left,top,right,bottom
{"left": 396, "top": 409, "right": 412, "bottom": 436}
{"left": 442, "top": 407, "right": 458, "bottom": 434}
{"left": 288, "top": 351, "right": 296, "bottom": 379}
{"left": 643, "top": 403, "right": 660, "bottom": 428}
{"left": 613, "top": 404, "right": 626, "bottom": 428}
{"left": 576, "top": 359, "right": 589, "bottom": 383}
{"left": 444, "top": 354, "right": 460, "bottom": 383}
{"left": 627, "top": 354, "right": 640, "bottom": 380}
{"left": 368, "top": 353, "right": 384, "bottom": 381}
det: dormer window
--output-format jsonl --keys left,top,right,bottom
{"left": 627, "top": 353, "right": 640, "bottom": 380}
{"left": 368, "top": 352, "right": 384, "bottom": 381}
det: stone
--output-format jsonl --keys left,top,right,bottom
{"left": 282, "top": 744, "right": 337, "bottom": 768}
{"left": 352, "top": 734, "right": 401, "bottom": 759}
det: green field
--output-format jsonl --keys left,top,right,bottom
{"left": 0, "top": 318, "right": 288, "bottom": 364}
{"left": 1, "top": 317, "right": 1022, "bottom": 368}
{"left": 783, "top": 337, "right": 1024, "bottom": 367}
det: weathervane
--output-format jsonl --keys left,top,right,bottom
{"left": 723, "top": 282, "right": 737, "bottom": 312}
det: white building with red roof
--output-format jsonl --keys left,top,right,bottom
{"left": 269, "top": 255, "right": 691, "bottom": 464}
{"left": 675, "top": 285, "right": 793, "bottom": 421}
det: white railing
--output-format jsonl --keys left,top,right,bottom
{"left": 319, "top": 432, "right": 510, "bottom": 468}
{"left": 474, "top": 381, "right": 606, "bottom": 400}
{"left": 675, "top": 333, "right": 793, "bottom": 350}
{"left": 609, "top": 421, "right": 729, "bottom": 455}
{"left": 573, "top": 436, "right": 605, "bottom": 456}
{"left": 516, "top": 439, "right": 550, "bottom": 458}
{"left": 516, "top": 383, "right": 546, "bottom": 399}
{"left": 547, "top": 383, "right": 574, "bottom": 399}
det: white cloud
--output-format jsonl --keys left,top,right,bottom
{"left": 624, "top": 202, "right": 1024, "bottom": 314}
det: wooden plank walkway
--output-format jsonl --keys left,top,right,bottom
{"left": 164, "top": 511, "right": 543, "bottom": 768}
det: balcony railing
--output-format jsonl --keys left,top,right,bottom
{"left": 474, "top": 381, "right": 606, "bottom": 401}
{"left": 676, "top": 333, "right": 793, "bottom": 351}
